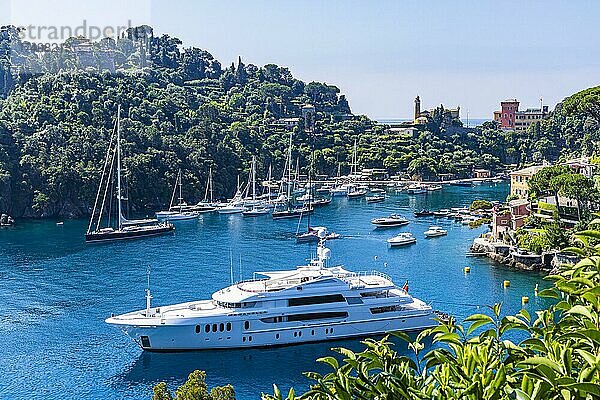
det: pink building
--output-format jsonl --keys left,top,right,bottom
{"left": 493, "top": 99, "right": 519, "bottom": 129}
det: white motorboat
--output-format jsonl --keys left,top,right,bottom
{"left": 424, "top": 226, "right": 448, "bottom": 237}
{"left": 387, "top": 232, "right": 417, "bottom": 247}
{"left": 433, "top": 209, "right": 451, "bottom": 217}
{"left": 106, "top": 241, "right": 438, "bottom": 351}
{"left": 406, "top": 184, "right": 427, "bottom": 194}
{"left": 366, "top": 195, "right": 385, "bottom": 203}
{"left": 371, "top": 214, "right": 409, "bottom": 227}
{"left": 217, "top": 204, "right": 246, "bottom": 214}
{"left": 347, "top": 188, "right": 367, "bottom": 198}
{"left": 242, "top": 207, "right": 270, "bottom": 217}
{"left": 426, "top": 184, "right": 442, "bottom": 192}
{"left": 330, "top": 186, "right": 348, "bottom": 197}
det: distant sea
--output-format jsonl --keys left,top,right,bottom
{"left": 376, "top": 118, "right": 489, "bottom": 128}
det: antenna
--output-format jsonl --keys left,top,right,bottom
{"left": 145, "top": 265, "right": 152, "bottom": 317}
{"left": 229, "top": 248, "right": 234, "bottom": 285}
{"left": 239, "top": 253, "right": 242, "bottom": 282}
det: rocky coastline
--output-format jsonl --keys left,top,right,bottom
{"left": 471, "top": 237, "right": 578, "bottom": 274}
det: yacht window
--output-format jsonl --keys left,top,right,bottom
{"left": 195, "top": 325, "right": 200, "bottom": 334}
{"left": 346, "top": 297, "right": 363, "bottom": 305}
{"left": 243, "top": 337, "right": 246, "bottom": 342}
{"left": 248, "top": 336, "right": 252, "bottom": 342}
{"left": 219, "top": 323, "right": 224, "bottom": 332}
{"left": 244, "top": 321, "right": 249, "bottom": 330}
{"left": 212, "top": 324, "right": 217, "bottom": 332}
{"left": 288, "top": 294, "right": 346, "bottom": 307}
{"left": 311, "top": 330, "right": 315, "bottom": 335}
{"left": 287, "top": 311, "right": 348, "bottom": 322}
{"left": 370, "top": 305, "right": 405, "bottom": 314}
{"left": 205, "top": 325, "right": 210, "bottom": 333}
{"left": 226, "top": 322, "right": 232, "bottom": 331}
{"left": 360, "top": 291, "right": 389, "bottom": 298}
{"left": 276, "top": 333, "right": 280, "bottom": 339}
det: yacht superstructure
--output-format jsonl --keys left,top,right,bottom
{"left": 106, "top": 240, "right": 438, "bottom": 351}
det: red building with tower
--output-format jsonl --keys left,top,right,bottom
{"left": 493, "top": 99, "right": 519, "bottom": 129}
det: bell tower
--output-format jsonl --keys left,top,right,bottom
{"left": 414, "top": 95, "right": 421, "bottom": 123}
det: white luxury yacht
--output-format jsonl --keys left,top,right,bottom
{"left": 106, "top": 240, "right": 439, "bottom": 351}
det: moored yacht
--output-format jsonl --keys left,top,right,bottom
{"left": 371, "top": 214, "right": 409, "bottom": 227}
{"left": 106, "top": 241, "right": 438, "bottom": 351}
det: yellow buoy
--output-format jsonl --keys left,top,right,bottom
{"left": 534, "top": 284, "right": 539, "bottom": 296}
{"left": 503, "top": 280, "right": 510, "bottom": 288}
{"left": 464, "top": 266, "right": 471, "bottom": 273}
{"left": 522, "top": 296, "right": 529, "bottom": 304}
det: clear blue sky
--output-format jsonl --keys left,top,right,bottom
{"left": 4, "top": 0, "right": 600, "bottom": 118}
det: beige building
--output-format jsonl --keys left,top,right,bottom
{"left": 510, "top": 165, "right": 545, "bottom": 198}
{"left": 514, "top": 107, "right": 549, "bottom": 132}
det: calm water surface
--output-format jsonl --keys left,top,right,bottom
{"left": 0, "top": 183, "right": 551, "bottom": 399}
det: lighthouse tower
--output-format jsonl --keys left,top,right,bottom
{"left": 414, "top": 95, "right": 421, "bottom": 123}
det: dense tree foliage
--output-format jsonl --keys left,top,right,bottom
{"left": 0, "top": 25, "right": 598, "bottom": 217}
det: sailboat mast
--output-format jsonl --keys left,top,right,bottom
{"left": 252, "top": 156, "right": 256, "bottom": 201}
{"left": 286, "top": 131, "right": 293, "bottom": 204}
{"left": 209, "top": 168, "right": 213, "bottom": 203}
{"left": 178, "top": 169, "right": 183, "bottom": 211}
{"left": 116, "top": 104, "right": 123, "bottom": 231}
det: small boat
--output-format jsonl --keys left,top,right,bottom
{"left": 406, "top": 184, "right": 427, "bottom": 194}
{"left": 56, "top": 221, "right": 64, "bottom": 226}
{"left": 272, "top": 206, "right": 313, "bottom": 220}
{"left": 414, "top": 209, "right": 434, "bottom": 217}
{"left": 370, "top": 188, "right": 386, "bottom": 194}
{"left": 433, "top": 209, "right": 451, "bottom": 217}
{"left": 366, "top": 195, "right": 385, "bottom": 203}
{"left": 310, "top": 197, "right": 332, "bottom": 207}
{"left": 426, "top": 184, "right": 442, "bottom": 192}
{"left": 193, "top": 167, "right": 218, "bottom": 213}
{"left": 325, "top": 231, "right": 341, "bottom": 240}
{"left": 242, "top": 207, "right": 270, "bottom": 217}
{"left": 330, "top": 186, "right": 348, "bottom": 197}
{"left": 217, "top": 204, "right": 246, "bottom": 214}
{"left": 371, "top": 214, "right": 409, "bottom": 228}
{"left": 347, "top": 188, "right": 367, "bottom": 198}
{"left": 387, "top": 232, "right": 417, "bottom": 247}
{"left": 450, "top": 180, "right": 473, "bottom": 187}
{"left": 156, "top": 170, "right": 201, "bottom": 221}
{"left": 424, "top": 226, "right": 448, "bottom": 237}
{"left": 296, "top": 226, "right": 328, "bottom": 243}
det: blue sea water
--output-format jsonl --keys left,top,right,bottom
{"left": 0, "top": 182, "right": 551, "bottom": 400}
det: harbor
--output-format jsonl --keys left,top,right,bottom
{"left": 0, "top": 182, "right": 552, "bottom": 399}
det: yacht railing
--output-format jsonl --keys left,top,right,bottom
{"left": 336, "top": 270, "right": 392, "bottom": 282}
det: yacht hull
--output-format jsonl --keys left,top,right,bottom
{"left": 85, "top": 225, "right": 174, "bottom": 243}
{"left": 108, "top": 312, "right": 437, "bottom": 352}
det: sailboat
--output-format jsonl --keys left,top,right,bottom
{"left": 156, "top": 170, "right": 200, "bottom": 221}
{"left": 273, "top": 131, "right": 312, "bottom": 219}
{"left": 194, "top": 167, "right": 218, "bottom": 212}
{"left": 217, "top": 175, "right": 246, "bottom": 214}
{"left": 243, "top": 156, "right": 270, "bottom": 217}
{"left": 85, "top": 105, "right": 174, "bottom": 243}
{"left": 296, "top": 119, "right": 325, "bottom": 243}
